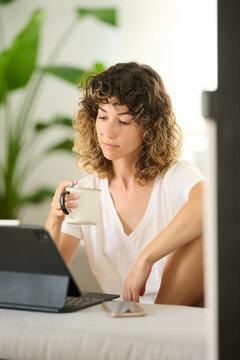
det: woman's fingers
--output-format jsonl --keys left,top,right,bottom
{"left": 123, "top": 257, "right": 152, "bottom": 303}
{"left": 61, "top": 190, "right": 80, "bottom": 213}
{"left": 59, "top": 179, "right": 78, "bottom": 191}
{"left": 54, "top": 180, "right": 78, "bottom": 198}
{"left": 123, "top": 281, "right": 140, "bottom": 303}
{"left": 123, "top": 273, "right": 139, "bottom": 301}
{"left": 51, "top": 179, "right": 78, "bottom": 219}
{"left": 64, "top": 193, "right": 80, "bottom": 202}
{"left": 54, "top": 180, "right": 77, "bottom": 200}
{"left": 64, "top": 196, "right": 79, "bottom": 212}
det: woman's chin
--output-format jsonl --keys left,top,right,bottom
{"left": 104, "top": 154, "right": 119, "bottom": 161}
{"left": 102, "top": 150, "right": 121, "bottom": 161}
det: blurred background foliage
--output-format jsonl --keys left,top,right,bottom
{"left": 0, "top": 0, "right": 117, "bottom": 219}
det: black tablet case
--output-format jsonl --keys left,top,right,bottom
{"left": 0, "top": 226, "right": 81, "bottom": 312}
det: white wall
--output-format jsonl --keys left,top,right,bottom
{"left": 119, "top": 0, "right": 217, "bottom": 170}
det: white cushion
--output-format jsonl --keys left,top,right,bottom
{"left": 0, "top": 304, "right": 207, "bottom": 360}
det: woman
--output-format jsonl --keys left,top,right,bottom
{"left": 45, "top": 62, "right": 205, "bottom": 306}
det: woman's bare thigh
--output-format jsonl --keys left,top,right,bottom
{"left": 155, "top": 235, "right": 204, "bottom": 306}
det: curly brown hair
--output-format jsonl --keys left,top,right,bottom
{"left": 73, "top": 62, "right": 182, "bottom": 184}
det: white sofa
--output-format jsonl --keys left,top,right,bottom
{"left": 0, "top": 305, "right": 208, "bottom": 360}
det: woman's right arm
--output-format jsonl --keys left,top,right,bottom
{"left": 45, "top": 179, "right": 80, "bottom": 265}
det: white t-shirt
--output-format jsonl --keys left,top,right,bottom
{"left": 62, "top": 160, "right": 205, "bottom": 303}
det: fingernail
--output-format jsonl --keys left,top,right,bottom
{"left": 74, "top": 194, "right": 80, "bottom": 199}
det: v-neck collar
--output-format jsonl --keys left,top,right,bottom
{"left": 103, "top": 176, "right": 159, "bottom": 239}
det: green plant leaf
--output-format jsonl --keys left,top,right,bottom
{"left": 40, "top": 65, "right": 86, "bottom": 85}
{"left": 0, "top": 0, "right": 15, "bottom": 4}
{"left": 0, "top": 194, "right": 5, "bottom": 218}
{"left": 0, "top": 193, "right": 17, "bottom": 219}
{"left": 5, "top": 132, "right": 22, "bottom": 188}
{"left": 40, "top": 62, "right": 106, "bottom": 86}
{"left": 0, "top": 183, "right": 54, "bottom": 218}
{"left": 90, "top": 62, "right": 106, "bottom": 74}
{"left": 0, "top": 65, "right": 8, "bottom": 103}
{"left": 35, "top": 115, "right": 72, "bottom": 131}
{"left": 0, "top": 182, "right": 20, "bottom": 219}
{"left": 46, "top": 139, "right": 74, "bottom": 153}
{"left": 76, "top": 8, "right": 117, "bottom": 26}
{"left": 19, "top": 187, "right": 55, "bottom": 205}
{"left": 0, "top": 9, "right": 44, "bottom": 100}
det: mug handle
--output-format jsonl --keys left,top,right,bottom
{"left": 60, "top": 191, "right": 70, "bottom": 215}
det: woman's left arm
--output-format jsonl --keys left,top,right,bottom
{"left": 123, "top": 180, "right": 205, "bottom": 302}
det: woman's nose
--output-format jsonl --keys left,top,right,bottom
{"left": 103, "top": 120, "right": 117, "bottom": 138}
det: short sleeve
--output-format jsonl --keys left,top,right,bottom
{"left": 61, "top": 220, "right": 83, "bottom": 240}
{"left": 164, "top": 160, "right": 206, "bottom": 208}
{"left": 181, "top": 163, "right": 206, "bottom": 202}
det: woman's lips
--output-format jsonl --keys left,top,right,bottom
{"left": 102, "top": 142, "right": 119, "bottom": 149}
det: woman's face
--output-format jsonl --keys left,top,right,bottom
{"left": 95, "top": 97, "right": 143, "bottom": 164}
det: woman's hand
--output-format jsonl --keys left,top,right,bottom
{"left": 45, "top": 180, "right": 79, "bottom": 246}
{"left": 123, "top": 255, "right": 152, "bottom": 303}
{"left": 49, "top": 180, "right": 79, "bottom": 223}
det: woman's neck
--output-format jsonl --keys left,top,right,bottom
{"left": 110, "top": 160, "right": 137, "bottom": 190}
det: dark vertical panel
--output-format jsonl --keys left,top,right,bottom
{"left": 218, "top": 0, "right": 240, "bottom": 359}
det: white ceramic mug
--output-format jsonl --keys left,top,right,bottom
{"left": 60, "top": 187, "right": 101, "bottom": 224}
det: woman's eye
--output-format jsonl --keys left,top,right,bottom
{"left": 119, "top": 120, "right": 130, "bottom": 126}
{"left": 98, "top": 116, "right": 106, "bottom": 120}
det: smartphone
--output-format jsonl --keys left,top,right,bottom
{"left": 102, "top": 301, "right": 145, "bottom": 317}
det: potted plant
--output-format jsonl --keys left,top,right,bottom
{"left": 0, "top": 0, "right": 117, "bottom": 219}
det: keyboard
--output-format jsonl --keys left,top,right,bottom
{"left": 66, "top": 296, "right": 103, "bottom": 308}
{"left": 60, "top": 292, "right": 120, "bottom": 312}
